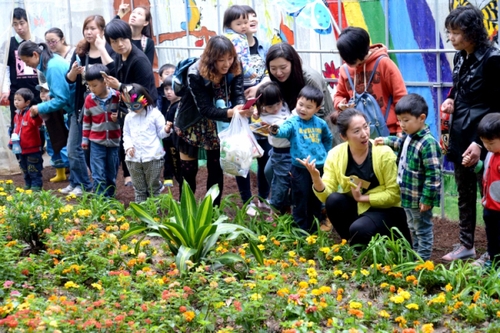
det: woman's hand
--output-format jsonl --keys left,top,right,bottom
{"left": 462, "top": 142, "right": 481, "bottom": 167}
{"left": 68, "top": 60, "right": 84, "bottom": 79}
{"left": 244, "top": 85, "right": 258, "bottom": 99}
{"left": 441, "top": 98, "right": 454, "bottom": 114}
{"left": 117, "top": 0, "right": 130, "bottom": 18}
{"left": 104, "top": 75, "right": 120, "bottom": 90}
{"left": 165, "top": 121, "right": 173, "bottom": 133}
{"left": 338, "top": 98, "right": 355, "bottom": 111}
{"left": 373, "top": 137, "right": 385, "bottom": 145}
{"left": 29, "top": 105, "right": 39, "bottom": 117}
{"left": 94, "top": 34, "right": 106, "bottom": 51}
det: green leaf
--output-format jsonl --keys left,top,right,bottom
{"left": 163, "top": 221, "right": 190, "bottom": 247}
{"left": 194, "top": 224, "right": 217, "bottom": 259}
{"left": 180, "top": 181, "right": 197, "bottom": 229}
{"left": 195, "top": 195, "right": 214, "bottom": 230}
{"left": 205, "top": 184, "right": 220, "bottom": 205}
{"left": 129, "top": 202, "right": 156, "bottom": 225}
{"left": 176, "top": 245, "right": 197, "bottom": 272}
{"left": 248, "top": 240, "right": 264, "bottom": 265}
{"left": 122, "top": 225, "right": 148, "bottom": 240}
{"left": 216, "top": 253, "right": 248, "bottom": 279}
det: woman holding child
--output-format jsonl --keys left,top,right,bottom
{"left": 299, "top": 108, "right": 411, "bottom": 245}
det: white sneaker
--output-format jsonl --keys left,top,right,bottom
{"left": 69, "top": 187, "right": 83, "bottom": 197}
{"left": 59, "top": 184, "right": 75, "bottom": 194}
{"left": 246, "top": 203, "right": 257, "bottom": 217}
{"left": 257, "top": 200, "right": 270, "bottom": 210}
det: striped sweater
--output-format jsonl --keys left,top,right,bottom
{"left": 82, "top": 89, "right": 121, "bottom": 147}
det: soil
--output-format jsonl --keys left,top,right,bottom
{"left": 0, "top": 165, "right": 488, "bottom": 264}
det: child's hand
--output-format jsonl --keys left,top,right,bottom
{"left": 420, "top": 203, "right": 432, "bottom": 212}
{"left": 126, "top": 147, "right": 135, "bottom": 158}
{"left": 81, "top": 143, "right": 88, "bottom": 150}
{"left": 110, "top": 112, "right": 118, "bottom": 122}
{"left": 441, "top": 98, "right": 454, "bottom": 114}
{"left": 30, "top": 105, "right": 39, "bottom": 117}
{"left": 269, "top": 124, "right": 279, "bottom": 135}
{"left": 373, "top": 137, "right": 385, "bottom": 145}
{"left": 252, "top": 108, "right": 259, "bottom": 120}
{"left": 165, "top": 121, "right": 172, "bottom": 133}
{"left": 250, "top": 72, "right": 258, "bottom": 79}
{"left": 462, "top": 152, "right": 472, "bottom": 166}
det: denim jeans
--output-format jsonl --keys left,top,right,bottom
{"left": 291, "top": 165, "right": 323, "bottom": 232}
{"left": 269, "top": 150, "right": 291, "bottom": 213}
{"left": 483, "top": 208, "right": 500, "bottom": 269}
{"left": 19, "top": 152, "right": 43, "bottom": 189}
{"left": 45, "top": 130, "right": 69, "bottom": 168}
{"left": 90, "top": 142, "right": 119, "bottom": 197}
{"left": 67, "top": 112, "right": 91, "bottom": 190}
{"left": 405, "top": 208, "right": 433, "bottom": 260}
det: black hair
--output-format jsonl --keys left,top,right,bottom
{"left": 13, "top": 7, "right": 27, "bottom": 21}
{"left": 14, "top": 88, "right": 34, "bottom": 104}
{"left": 478, "top": 113, "right": 500, "bottom": 141}
{"left": 45, "top": 27, "right": 68, "bottom": 46}
{"left": 445, "top": 5, "right": 490, "bottom": 49}
{"left": 158, "top": 63, "right": 175, "bottom": 77}
{"left": 17, "top": 41, "right": 53, "bottom": 72}
{"left": 104, "top": 18, "right": 132, "bottom": 44}
{"left": 133, "top": 6, "right": 152, "bottom": 38}
{"left": 297, "top": 85, "right": 323, "bottom": 108}
{"left": 266, "top": 43, "right": 305, "bottom": 110}
{"left": 85, "top": 64, "right": 108, "bottom": 82}
{"left": 223, "top": 5, "right": 248, "bottom": 30}
{"left": 120, "top": 83, "right": 154, "bottom": 108}
{"left": 241, "top": 5, "right": 256, "bottom": 16}
{"left": 333, "top": 108, "right": 368, "bottom": 137}
{"left": 163, "top": 75, "right": 173, "bottom": 87}
{"left": 395, "top": 93, "right": 428, "bottom": 118}
{"left": 337, "top": 27, "right": 371, "bottom": 65}
{"left": 255, "top": 81, "right": 283, "bottom": 116}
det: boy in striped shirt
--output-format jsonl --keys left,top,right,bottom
{"left": 82, "top": 64, "right": 121, "bottom": 197}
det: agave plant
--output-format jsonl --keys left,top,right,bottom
{"left": 122, "top": 181, "right": 263, "bottom": 273}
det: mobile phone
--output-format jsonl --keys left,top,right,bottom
{"left": 243, "top": 94, "right": 261, "bottom": 109}
{"left": 100, "top": 71, "right": 109, "bottom": 78}
{"left": 75, "top": 54, "right": 81, "bottom": 66}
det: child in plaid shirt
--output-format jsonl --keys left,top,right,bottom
{"left": 375, "top": 93, "right": 442, "bottom": 260}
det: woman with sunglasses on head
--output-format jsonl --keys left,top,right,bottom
{"left": 121, "top": 83, "right": 172, "bottom": 203}
{"left": 45, "top": 27, "right": 75, "bottom": 62}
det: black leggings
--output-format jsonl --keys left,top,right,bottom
{"left": 326, "top": 192, "right": 411, "bottom": 246}
{"left": 180, "top": 149, "right": 223, "bottom": 206}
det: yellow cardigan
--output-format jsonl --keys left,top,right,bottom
{"left": 313, "top": 141, "right": 401, "bottom": 215}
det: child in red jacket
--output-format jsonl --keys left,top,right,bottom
{"left": 11, "top": 88, "right": 44, "bottom": 190}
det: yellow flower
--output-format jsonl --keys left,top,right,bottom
{"left": 120, "top": 223, "right": 130, "bottom": 231}
{"left": 49, "top": 320, "right": 58, "bottom": 328}
{"left": 250, "top": 293, "right": 262, "bottom": 301}
{"left": 334, "top": 269, "right": 343, "bottom": 276}
{"left": 305, "top": 235, "right": 317, "bottom": 245}
{"left": 445, "top": 283, "right": 453, "bottom": 292}
{"left": 380, "top": 282, "right": 389, "bottom": 288}
{"left": 349, "top": 301, "right": 362, "bottom": 309}
{"left": 378, "top": 310, "right": 390, "bottom": 318}
{"left": 306, "top": 267, "right": 317, "bottom": 278}
{"left": 395, "top": 316, "right": 407, "bottom": 328}
{"left": 298, "top": 281, "right": 309, "bottom": 289}
{"left": 258, "top": 235, "right": 267, "bottom": 243}
{"left": 245, "top": 282, "right": 256, "bottom": 289}
{"left": 415, "top": 261, "right": 434, "bottom": 271}
{"left": 91, "top": 283, "right": 102, "bottom": 290}
{"left": 406, "top": 275, "right": 417, "bottom": 283}
{"left": 64, "top": 281, "right": 80, "bottom": 289}
{"left": 360, "top": 269, "right": 369, "bottom": 276}
{"left": 406, "top": 303, "right": 419, "bottom": 310}
{"left": 333, "top": 255, "right": 343, "bottom": 261}
{"left": 390, "top": 295, "right": 405, "bottom": 304}
{"left": 428, "top": 292, "right": 446, "bottom": 305}
{"left": 183, "top": 311, "right": 195, "bottom": 322}
{"left": 398, "top": 288, "right": 411, "bottom": 300}
{"left": 288, "top": 251, "right": 296, "bottom": 257}
{"left": 307, "top": 259, "right": 316, "bottom": 267}
{"left": 473, "top": 291, "right": 481, "bottom": 302}
{"left": 277, "top": 288, "right": 289, "bottom": 297}
{"left": 422, "top": 323, "right": 434, "bottom": 333}
{"left": 257, "top": 244, "right": 265, "bottom": 251}
{"left": 320, "top": 247, "right": 330, "bottom": 254}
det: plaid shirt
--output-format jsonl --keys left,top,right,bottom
{"left": 383, "top": 125, "right": 441, "bottom": 208}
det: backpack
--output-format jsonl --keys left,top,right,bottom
{"left": 172, "top": 57, "right": 199, "bottom": 96}
{"left": 343, "top": 56, "right": 392, "bottom": 138}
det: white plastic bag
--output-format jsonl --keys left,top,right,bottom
{"left": 219, "top": 112, "right": 263, "bottom": 177}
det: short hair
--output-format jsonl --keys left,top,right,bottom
{"left": 297, "top": 85, "right": 323, "bottom": 108}
{"left": 104, "top": 19, "right": 132, "bottom": 44}
{"left": 45, "top": 27, "right": 68, "bottom": 46}
{"left": 163, "top": 75, "right": 173, "bottom": 87}
{"left": 395, "top": 93, "right": 428, "bottom": 118}
{"left": 13, "top": 7, "right": 27, "bottom": 21}
{"left": 445, "top": 5, "right": 489, "bottom": 49}
{"left": 255, "top": 81, "right": 283, "bottom": 116}
{"left": 241, "top": 5, "right": 256, "bottom": 16}
{"left": 333, "top": 108, "right": 368, "bottom": 137}
{"left": 199, "top": 35, "right": 242, "bottom": 83}
{"left": 15, "top": 88, "right": 34, "bottom": 103}
{"left": 478, "top": 113, "right": 500, "bottom": 141}
{"left": 223, "top": 5, "right": 248, "bottom": 30}
{"left": 120, "top": 83, "right": 154, "bottom": 108}
{"left": 85, "top": 64, "right": 108, "bottom": 82}
{"left": 337, "top": 27, "right": 371, "bottom": 65}
{"left": 158, "top": 63, "right": 175, "bottom": 77}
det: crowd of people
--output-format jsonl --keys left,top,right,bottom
{"left": 2, "top": 4, "right": 500, "bottom": 268}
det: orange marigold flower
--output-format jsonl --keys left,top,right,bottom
{"left": 183, "top": 311, "right": 195, "bottom": 322}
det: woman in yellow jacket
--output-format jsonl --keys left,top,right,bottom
{"left": 298, "top": 108, "right": 411, "bottom": 245}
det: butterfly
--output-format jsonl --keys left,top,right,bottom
{"left": 277, "top": 0, "right": 333, "bottom": 35}
{"left": 449, "top": 0, "right": 498, "bottom": 40}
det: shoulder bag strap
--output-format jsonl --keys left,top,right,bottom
{"left": 343, "top": 64, "right": 355, "bottom": 100}
{"left": 141, "top": 35, "right": 147, "bottom": 52}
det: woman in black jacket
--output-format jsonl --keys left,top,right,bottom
{"left": 95, "top": 19, "right": 158, "bottom": 186}
{"left": 174, "top": 35, "right": 251, "bottom": 205}
{"left": 441, "top": 5, "right": 500, "bottom": 262}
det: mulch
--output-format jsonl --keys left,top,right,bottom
{"left": 0, "top": 165, "right": 488, "bottom": 264}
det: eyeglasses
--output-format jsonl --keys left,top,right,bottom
{"left": 46, "top": 39, "right": 60, "bottom": 45}
{"left": 123, "top": 101, "right": 144, "bottom": 112}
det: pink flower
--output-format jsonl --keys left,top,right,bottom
{"left": 3, "top": 281, "right": 14, "bottom": 288}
